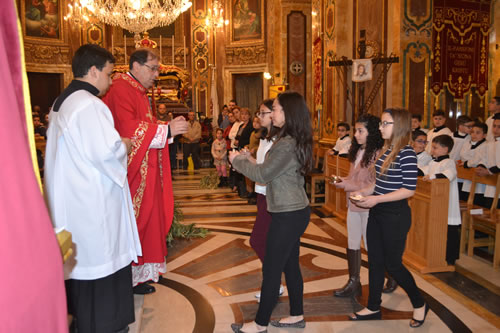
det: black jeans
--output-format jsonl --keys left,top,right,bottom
{"left": 183, "top": 142, "right": 201, "bottom": 169}
{"left": 255, "top": 206, "right": 310, "bottom": 326}
{"left": 366, "top": 199, "right": 424, "bottom": 311}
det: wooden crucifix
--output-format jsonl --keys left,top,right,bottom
{"left": 329, "top": 30, "right": 399, "bottom": 119}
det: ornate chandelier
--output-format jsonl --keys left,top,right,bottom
{"left": 205, "top": 0, "right": 228, "bottom": 29}
{"left": 84, "top": 0, "right": 192, "bottom": 36}
{"left": 63, "top": 0, "right": 92, "bottom": 28}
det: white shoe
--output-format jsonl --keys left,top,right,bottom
{"left": 255, "top": 285, "right": 284, "bottom": 299}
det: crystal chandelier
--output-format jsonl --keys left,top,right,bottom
{"left": 63, "top": 0, "right": 92, "bottom": 27}
{"left": 205, "top": 0, "right": 228, "bottom": 29}
{"left": 84, "top": 0, "right": 192, "bottom": 36}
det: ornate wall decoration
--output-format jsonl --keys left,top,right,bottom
{"left": 191, "top": 0, "right": 210, "bottom": 116}
{"left": 287, "top": 11, "right": 306, "bottom": 98}
{"left": 431, "top": 1, "right": 490, "bottom": 100}
{"left": 403, "top": 41, "right": 431, "bottom": 118}
{"left": 25, "top": 44, "right": 70, "bottom": 64}
{"left": 313, "top": 37, "right": 322, "bottom": 134}
{"left": 225, "top": 45, "right": 266, "bottom": 65}
{"left": 324, "top": 0, "right": 335, "bottom": 40}
{"left": 85, "top": 24, "right": 104, "bottom": 46}
{"left": 403, "top": 0, "right": 432, "bottom": 36}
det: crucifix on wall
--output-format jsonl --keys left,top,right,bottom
{"left": 329, "top": 30, "right": 399, "bottom": 120}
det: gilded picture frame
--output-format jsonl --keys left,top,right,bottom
{"left": 229, "top": 0, "right": 264, "bottom": 45}
{"left": 21, "top": 0, "right": 64, "bottom": 42}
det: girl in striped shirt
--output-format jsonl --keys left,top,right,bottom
{"left": 349, "top": 108, "right": 429, "bottom": 328}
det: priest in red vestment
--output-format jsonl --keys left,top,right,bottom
{"left": 103, "top": 49, "right": 188, "bottom": 294}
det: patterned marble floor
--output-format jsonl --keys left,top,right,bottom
{"left": 131, "top": 169, "right": 500, "bottom": 333}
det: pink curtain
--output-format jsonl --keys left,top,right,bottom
{"left": 0, "top": 1, "right": 68, "bottom": 332}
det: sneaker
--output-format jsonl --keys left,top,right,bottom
{"left": 255, "top": 285, "right": 284, "bottom": 299}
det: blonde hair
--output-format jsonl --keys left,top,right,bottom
{"left": 380, "top": 108, "right": 412, "bottom": 176}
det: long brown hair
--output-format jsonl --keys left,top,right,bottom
{"left": 380, "top": 108, "right": 412, "bottom": 175}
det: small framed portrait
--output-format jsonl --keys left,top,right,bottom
{"left": 352, "top": 59, "right": 373, "bottom": 82}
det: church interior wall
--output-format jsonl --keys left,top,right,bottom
{"left": 18, "top": 0, "right": 500, "bottom": 136}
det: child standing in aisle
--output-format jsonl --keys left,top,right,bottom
{"left": 212, "top": 128, "right": 228, "bottom": 186}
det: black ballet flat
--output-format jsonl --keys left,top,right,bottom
{"left": 230, "top": 323, "right": 267, "bottom": 333}
{"left": 348, "top": 310, "right": 381, "bottom": 321}
{"left": 410, "top": 303, "right": 430, "bottom": 328}
{"left": 133, "top": 283, "right": 156, "bottom": 295}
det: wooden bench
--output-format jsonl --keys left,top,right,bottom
{"left": 466, "top": 172, "right": 500, "bottom": 269}
{"left": 322, "top": 155, "right": 349, "bottom": 222}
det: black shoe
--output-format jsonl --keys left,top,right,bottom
{"left": 349, "top": 310, "right": 381, "bottom": 321}
{"left": 382, "top": 276, "right": 398, "bottom": 293}
{"left": 247, "top": 197, "right": 257, "bottom": 205}
{"left": 230, "top": 323, "right": 267, "bottom": 333}
{"left": 133, "top": 283, "right": 156, "bottom": 295}
{"left": 270, "top": 319, "right": 305, "bottom": 328}
{"left": 409, "top": 303, "right": 429, "bottom": 328}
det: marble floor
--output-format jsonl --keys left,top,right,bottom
{"left": 131, "top": 169, "right": 500, "bottom": 333}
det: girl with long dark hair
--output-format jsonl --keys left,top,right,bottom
{"left": 349, "top": 108, "right": 429, "bottom": 328}
{"left": 332, "top": 114, "right": 383, "bottom": 298}
{"left": 229, "top": 92, "right": 312, "bottom": 333}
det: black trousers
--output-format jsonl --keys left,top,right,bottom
{"left": 366, "top": 200, "right": 424, "bottom": 311}
{"left": 66, "top": 264, "right": 135, "bottom": 333}
{"left": 255, "top": 206, "right": 310, "bottom": 326}
{"left": 183, "top": 142, "right": 201, "bottom": 169}
{"left": 446, "top": 225, "right": 460, "bottom": 265}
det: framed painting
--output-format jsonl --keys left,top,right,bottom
{"left": 230, "top": 0, "right": 264, "bottom": 44}
{"left": 22, "top": 0, "right": 63, "bottom": 41}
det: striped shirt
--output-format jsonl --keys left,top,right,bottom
{"left": 374, "top": 145, "right": 418, "bottom": 195}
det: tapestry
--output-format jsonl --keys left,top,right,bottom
{"left": 430, "top": 0, "right": 490, "bottom": 100}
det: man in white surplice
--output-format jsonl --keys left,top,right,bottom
{"left": 44, "top": 44, "right": 141, "bottom": 333}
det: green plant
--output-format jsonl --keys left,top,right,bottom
{"left": 199, "top": 170, "right": 220, "bottom": 189}
{"left": 166, "top": 202, "right": 209, "bottom": 247}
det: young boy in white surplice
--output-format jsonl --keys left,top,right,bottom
{"left": 419, "top": 135, "right": 461, "bottom": 265}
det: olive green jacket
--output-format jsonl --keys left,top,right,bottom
{"left": 232, "top": 136, "right": 309, "bottom": 212}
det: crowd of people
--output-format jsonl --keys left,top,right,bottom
{"left": 35, "top": 43, "right": 500, "bottom": 333}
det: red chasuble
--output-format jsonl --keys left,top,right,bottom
{"left": 103, "top": 73, "right": 173, "bottom": 265}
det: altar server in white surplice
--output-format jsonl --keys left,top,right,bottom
{"left": 419, "top": 135, "right": 461, "bottom": 265}
{"left": 44, "top": 44, "right": 141, "bottom": 333}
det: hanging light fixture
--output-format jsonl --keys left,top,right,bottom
{"left": 83, "top": 0, "right": 192, "bottom": 38}
{"left": 205, "top": 0, "right": 228, "bottom": 29}
{"left": 64, "top": 0, "right": 92, "bottom": 28}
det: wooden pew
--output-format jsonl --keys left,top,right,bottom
{"left": 404, "top": 178, "right": 455, "bottom": 273}
{"left": 456, "top": 166, "right": 476, "bottom": 254}
{"left": 322, "top": 154, "right": 349, "bottom": 222}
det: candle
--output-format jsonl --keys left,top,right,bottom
{"left": 124, "top": 35, "right": 127, "bottom": 64}
{"left": 160, "top": 35, "right": 162, "bottom": 63}
{"left": 111, "top": 33, "right": 114, "bottom": 55}
{"left": 183, "top": 35, "right": 186, "bottom": 68}
{"left": 172, "top": 35, "right": 174, "bottom": 65}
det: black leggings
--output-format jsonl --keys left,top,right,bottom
{"left": 366, "top": 200, "right": 424, "bottom": 311}
{"left": 255, "top": 206, "right": 310, "bottom": 326}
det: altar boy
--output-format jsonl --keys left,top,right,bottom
{"left": 420, "top": 135, "right": 461, "bottom": 265}
{"left": 459, "top": 122, "right": 488, "bottom": 203}
{"left": 331, "top": 122, "right": 351, "bottom": 157}
{"left": 426, "top": 109, "right": 452, "bottom": 154}
{"left": 44, "top": 44, "right": 141, "bottom": 333}
{"left": 476, "top": 113, "right": 500, "bottom": 208}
